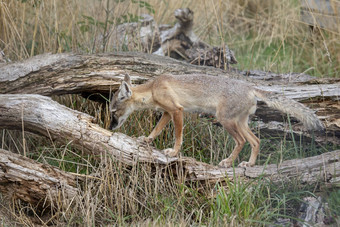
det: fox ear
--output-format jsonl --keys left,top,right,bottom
{"left": 124, "top": 74, "right": 131, "bottom": 86}
{"left": 118, "top": 81, "right": 132, "bottom": 101}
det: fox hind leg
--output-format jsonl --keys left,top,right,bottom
{"left": 218, "top": 120, "right": 246, "bottom": 168}
{"left": 237, "top": 117, "right": 260, "bottom": 167}
{"left": 218, "top": 114, "right": 260, "bottom": 168}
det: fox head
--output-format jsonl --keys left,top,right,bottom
{"left": 109, "top": 75, "right": 134, "bottom": 130}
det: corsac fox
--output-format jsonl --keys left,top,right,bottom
{"left": 109, "top": 74, "right": 324, "bottom": 167}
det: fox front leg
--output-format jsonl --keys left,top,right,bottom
{"left": 138, "top": 112, "right": 171, "bottom": 144}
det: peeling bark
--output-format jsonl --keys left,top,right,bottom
{"left": 0, "top": 148, "right": 79, "bottom": 208}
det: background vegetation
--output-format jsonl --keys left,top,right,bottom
{"left": 0, "top": 0, "right": 339, "bottom": 226}
{"left": 1, "top": 0, "right": 339, "bottom": 76}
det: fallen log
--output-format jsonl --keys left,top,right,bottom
{"left": 0, "top": 94, "right": 339, "bottom": 186}
{"left": 0, "top": 52, "right": 245, "bottom": 96}
{"left": 1, "top": 52, "right": 338, "bottom": 98}
{"left": 0, "top": 148, "right": 79, "bottom": 208}
{"left": 0, "top": 52, "right": 339, "bottom": 144}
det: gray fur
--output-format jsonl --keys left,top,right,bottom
{"left": 254, "top": 89, "right": 324, "bottom": 131}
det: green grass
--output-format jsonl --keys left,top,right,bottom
{"left": 232, "top": 31, "right": 340, "bottom": 78}
{"left": 327, "top": 189, "right": 340, "bottom": 218}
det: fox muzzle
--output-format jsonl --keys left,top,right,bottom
{"left": 110, "top": 113, "right": 128, "bottom": 130}
{"left": 109, "top": 113, "right": 119, "bottom": 130}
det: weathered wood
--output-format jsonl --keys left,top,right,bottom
{"left": 0, "top": 52, "right": 339, "bottom": 143}
{"left": 297, "top": 196, "right": 331, "bottom": 226}
{"left": 0, "top": 148, "right": 79, "bottom": 208}
{"left": 0, "top": 94, "right": 339, "bottom": 185}
{"left": 300, "top": 0, "right": 340, "bottom": 31}
{"left": 107, "top": 8, "right": 237, "bottom": 69}
{"left": 152, "top": 8, "right": 237, "bottom": 69}
{"left": 108, "top": 14, "right": 160, "bottom": 53}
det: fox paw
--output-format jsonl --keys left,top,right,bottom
{"left": 138, "top": 136, "right": 153, "bottom": 143}
{"left": 218, "top": 159, "right": 233, "bottom": 168}
{"left": 238, "top": 161, "right": 254, "bottom": 168}
{"left": 163, "top": 148, "right": 178, "bottom": 157}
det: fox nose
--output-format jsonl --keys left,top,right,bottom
{"left": 109, "top": 114, "right": 119, "bottom": 130}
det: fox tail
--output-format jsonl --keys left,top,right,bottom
{"left": 254, "top": 89, "right": 324, "bottom": 131}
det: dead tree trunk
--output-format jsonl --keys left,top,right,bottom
{"left": 0, "top": 52, "right": 339, "bottom": 144}
{"left": 0, "top": 94, "right": 339, "bottom": 186}
{"left": 107, "top": 8, "right": 237, "bottom": 69}
{"left": 0, "top": 148, "right": 79, "bottom": 208}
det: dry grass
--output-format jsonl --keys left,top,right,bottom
{"left": 1, "top": 0, "right": 339, "bottom": 76}
{"left": 1, "top": 0, "right": 340, "bottom": 226}
{"left": 1, "top": 94, "right": 338, "bottom": 226}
